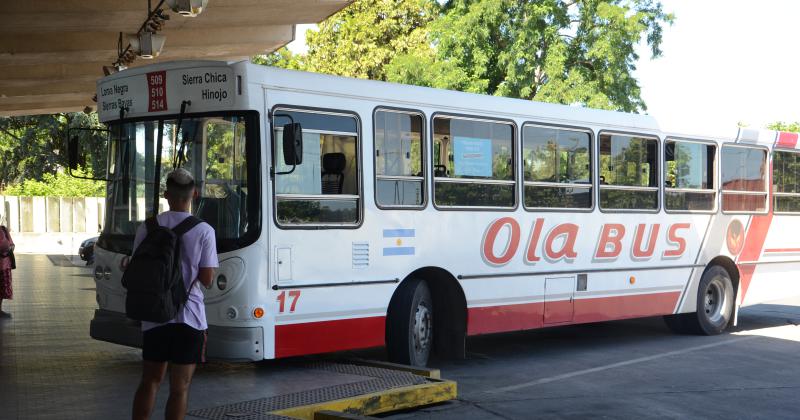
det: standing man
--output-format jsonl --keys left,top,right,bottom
{"left": 132, "top": 168, "right": 217, "bottom": 420}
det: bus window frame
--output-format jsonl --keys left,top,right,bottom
{"left": 663, "top": 137, "right": 718, "bottom": 215}
{"left": 719, "top": 143, "right": 770, "bottom": 215}
{"left": 372, "top": 106, "right": 428, "bottom": 211}
{"left": 771, "top": 148, "right": 800, "bottom": 215}
{"left": 521, "top": 121, "right": 595, "bottom": 213}
{"left": 430, "top": 112, "right": 518, "bottom": 212}
{"left": 596, "top": 130, "right": 662, "bottom": 214}
{"left": 270, "top": 104, "right": 364, "bottom": 230}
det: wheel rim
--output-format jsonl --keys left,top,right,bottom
{"left": 413, "top": 302, "right": 432, "bottom": 356}
{"left": 704, "top": 276, "right": 728, "bottom": 324}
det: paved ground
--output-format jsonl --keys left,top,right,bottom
{"left": 2, "top": 254, "right": 800, "bottom": 419}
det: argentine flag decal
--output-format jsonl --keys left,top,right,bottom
{"left": 383, "top": 229, "right": 415, "bottom": 256}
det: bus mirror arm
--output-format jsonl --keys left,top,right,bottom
{"left": 275, "top": 121, "right": 303, "bottom": 175}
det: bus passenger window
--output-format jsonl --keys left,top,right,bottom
{"left": 273, "top": 109, "right": 360, "bottom": 225}
{"left": 523, "top": 125, "right": 591, "bottom": 209}
{"left": 599, "top": 134, "right": 659, "bottom": 211}
{"left": 432, "top": 116, "right": 515, "bottom": 208}
{"left": 664, "top": 140, "right": 716, "bottom": 212}
{"left": 721, "top": 145, "right": 767, "bottom": 213}
{"left": 774, "top": 150, "right": 800, "bottom": 213}
{"left": 374, "top": 110, "right": 424, "bottom": 208}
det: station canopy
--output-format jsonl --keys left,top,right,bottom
{"left": 0, "top": 0, "right": 350, "bottom": 117}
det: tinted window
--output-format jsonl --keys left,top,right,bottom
{"left": 432, "top": 116, "right": 515, "bottom": 208}
{"left": 274, "top": 109, "right": 360, "bottom": 225}
{"left": 721, "top": 146, "right": 767, "bottom": 213}
{"left": 374, "top": 110, "right": 424, "bottom": 207}
{"left": 599, "top": 134, "right": 658, "bottom": 210}
{"left": 773, "top": 151, "right": 800, "bottom": 213}
{"left": 523, "top": 125, "right": 591, "bottom": 209}
{"left": 664, "top": 140, "right": 716, "bottom": 212}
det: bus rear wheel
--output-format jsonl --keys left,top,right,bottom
{"left": 386, "top": 278, "right": 433, "bottom": 367}
{"left": 664, "top": 265, "right": 734, "bottom": 335}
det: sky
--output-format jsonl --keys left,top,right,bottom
{"left": 288, "top": 1, "right": 800, "bottom": 138}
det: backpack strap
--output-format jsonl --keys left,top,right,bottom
{"left": 145, "top": 217, "right": 159, "bottom": 234}
{"left": 172, "top": 215, "right": 202, "bottom": 237}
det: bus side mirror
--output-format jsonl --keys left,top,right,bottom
{"left": 66, "top": 127, "right": 112, "bottom": 181}
{"left": 282, "top": 123, "right": 303, "bottom": 166}
{"left": 68, "top": 135, "right": 80, "bottom": 171}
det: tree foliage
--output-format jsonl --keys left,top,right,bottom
{"left": 258, "top": 0, "right": 673, "bottom": 113}
{"left": 3, "top": 167, "right": 105, "bottom": 197}
{"left": 768, "top": 121, "right": 800, "bottom": 133}
{"left": 0, "top": 112, "right": 106, "bottom": 195}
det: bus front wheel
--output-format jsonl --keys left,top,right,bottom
{"left": 664, "top": 265, "right": 734, "bottom": 335}
{"left": 386, "top": 278, "right": 433, "bottom": 367}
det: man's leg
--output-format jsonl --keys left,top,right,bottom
{"left": 132, "top": 361, "right": 167, "bottom": 420}
{"left": 165, "top": 363, "right": 196, "bottom": 420}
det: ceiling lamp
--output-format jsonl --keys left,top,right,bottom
{"left": 129, "top": 31, "right": 166, "bottom": 59}
{"left": 166, "top": 0, "right": 208, "bottom": 17}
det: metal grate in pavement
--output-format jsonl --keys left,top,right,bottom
{"left": 187, "top": 362, "right": 427, "bottom": 420}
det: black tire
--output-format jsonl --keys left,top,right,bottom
{"left": 663, "top": 265, "right": 734, "bottom": 335}
{"left": 386, "top": 278, "right": 433, "bottom": 367}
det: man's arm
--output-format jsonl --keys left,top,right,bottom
{"left": 197, "top": 226, "right": 218, "bottom": 289}
{"left": 198, "top": 267, "right": 214, "bottom": 288}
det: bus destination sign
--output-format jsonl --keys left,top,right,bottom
{"left": 98, "top": 66, "right": 235, "bottom": 121}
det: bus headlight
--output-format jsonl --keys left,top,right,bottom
{"left": 94, "top": 265, "right": 103, "bottom": 281}
{"left": 216, "top": 274, "right": 228, "bottom": 290}
{"left": 103, "top": 266, "right": 112, "bottom": 281}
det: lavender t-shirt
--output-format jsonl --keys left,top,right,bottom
{"left": 132, "top": 211, "right": 218, "bottom": 332}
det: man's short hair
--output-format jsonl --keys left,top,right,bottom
{"left": 166, "top": 168, "right": 195, "bottom": 201}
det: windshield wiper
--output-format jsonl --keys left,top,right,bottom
{"left": 172, "top": 100, "right": 192, "bottom": 169}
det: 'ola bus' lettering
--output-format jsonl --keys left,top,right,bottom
{"left": 481, "top": 218, "right": 691, "bottom": 265}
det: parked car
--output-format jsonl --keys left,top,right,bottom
{"left": 79, "top": 236, "right": 98, "bottom": 265}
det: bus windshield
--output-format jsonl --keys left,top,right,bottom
{"left": 99, "top": 112, "right": 260, "bottom": 255}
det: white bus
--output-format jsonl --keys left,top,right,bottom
{"left": 79, "top": 60, "right": 800, "bottom": 366}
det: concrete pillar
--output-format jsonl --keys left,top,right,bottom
{"left": 4, "top": 196, "right": 19, "bottom": 233}
{"left": 73, "top": 198, "right": 86, "bottom": 232}
{"left": 32, "top": 196, "right": 46, "bottom": 233}
{"left": 46, "top": 196, "right": 60, "bottom": 232}
{"left": 84, "top": 197, "right": 98, "bottom": 233}
{"left": 97, "top": 198, "right": 106, "bottom": 232}
{"left": 59, "top": 197, "right": 73, "bottom": 233}
{"left": 19, "top": 197, "right": 33, "bottom": 232}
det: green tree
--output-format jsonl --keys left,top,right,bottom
{"left": 389, "top": 0, "right": 673, "bottom": 112}
{"left": 768, "top": 121, "right": 800, "bottom": 133}
{"left": 255, "top": 0, "right": 439, "bottom": 80}
{"left": 0, "top": 112, "right": 106, "bottom": 191}
{"left": 4, "top": 167, "right": 105, "bottom": 197}
{"left": 259, "top": 0, "right": 673, "bottom": 113}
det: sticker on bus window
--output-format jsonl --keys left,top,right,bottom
{"left": 454, "top": 136, "right": 492, "bottom": 177}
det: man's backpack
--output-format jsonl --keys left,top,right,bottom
{"left": 122, "top": 215, "right": 202, "bottom": 323}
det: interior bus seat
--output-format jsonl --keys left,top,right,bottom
{"left": 321, "top": 153, "right": 346, "bottom": 194}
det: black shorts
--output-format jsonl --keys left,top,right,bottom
{"left": 142, "top": 323, "right": 207, "bottom": 364}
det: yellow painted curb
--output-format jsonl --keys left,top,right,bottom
{"left": 272, "top": 379, "right": 457, "bottom": 420}
{"left": 347, "top": 358, "right": 442, "bottom": 379}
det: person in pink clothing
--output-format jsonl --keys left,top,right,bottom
{"left": 131, "top": 168, "right": 218, "bottom": 420}
{"left": 0, "top": 222, "right": 15, "bottom": 318}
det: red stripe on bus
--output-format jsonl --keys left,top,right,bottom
{"left": 275, "top": 316, "right": 385, "bottom": 358}
{"left": 468, "top": 302, "right": 545, "bottom": 335}
{"left": 467, "top": 292, "right": 680, "bottom": 335}
{"left": 763, "top": 248, "right": 800, "bottom": 253}
{"left": 776, "top": 132, "right": 799, "bottom": 148}
{"left": 573, "top": 292, "right": 680, "bottom": 323}
{"left": 735, "top": 158, "right": 774, "bottom": 300}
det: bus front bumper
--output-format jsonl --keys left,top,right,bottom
{"left": 89, "top": 309, "right": 264, "bottom": 361}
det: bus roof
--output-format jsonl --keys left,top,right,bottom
{"left": 243, "top": 61, "right": 662, "bottom": 134}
